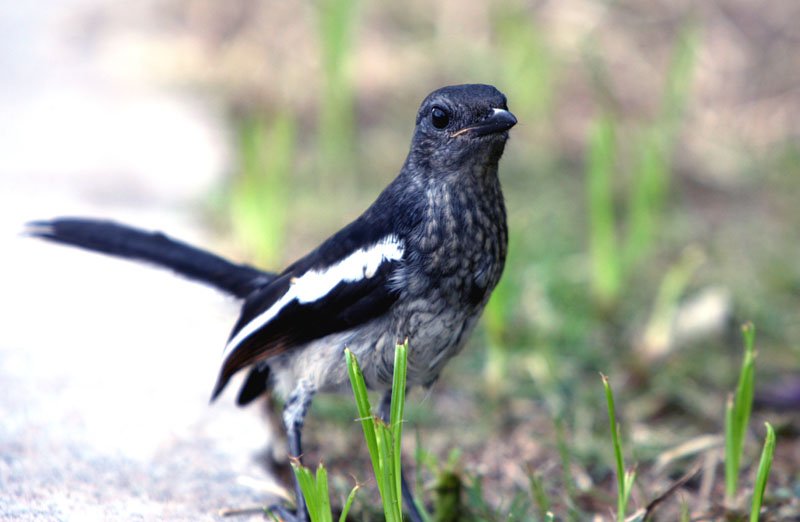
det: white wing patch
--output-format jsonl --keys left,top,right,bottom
{"left": 223, "top": 235, "right": 404, "bottom": 358}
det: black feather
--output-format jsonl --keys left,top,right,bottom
{"left": 222, "top": 213, "right": 402, "bottom": 354}
{"left": 26, "top": 218, "right": 274, "bottom": 298}
{"left": 236, "top": 364, "right": 271, "bottom": 405}
{"left": 212, "top": 256, "right": 401, "bottom": 400}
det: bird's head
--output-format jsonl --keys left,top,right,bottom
{"left": 408, "top": 84, "right": 517, "bottom": 174}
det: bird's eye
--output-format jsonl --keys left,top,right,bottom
{"left": 430, "top": 106, "right": 449, "bottom": 129}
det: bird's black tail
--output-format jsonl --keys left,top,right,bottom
{"left": 26, "top": 218, "right": 275, "bottom": 298}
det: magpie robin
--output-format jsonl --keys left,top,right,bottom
{"left": 27, "top": 83, "right": 517, "bottom": 522}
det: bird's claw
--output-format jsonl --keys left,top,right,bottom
{"left": 265, "top": 503, "right": 307, "bottom": 522}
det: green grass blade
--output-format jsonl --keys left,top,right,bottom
{"left": 494, "top": 6, "right": 554, "bottom": 119}
{"left": 725, "top": 322, "right": 757, "bottom": 501}
{"left": 622, "top": 469, "right": 636, "bottom": 516}
{"left": 661, "top": 20, "right": 701, "bottom": 137}
{"left": 377, "top": 421, "right": 401, "bottom": 521}
{"left": 724, "top": 393, "right": 737, "bottom": 501}
{"left": 412, "top": 431, "right": 435, "bottom": 522}
{"left": 553, "top": 414, "right": 582, "bottom": 521}
{"left": 315, "top": 463, "right": 332, "bottom": 522}
{"left": 229, "top": 113, "right": 295, "bottom": 267}
{"left": 750, "top": 423, "right": 776, "bottom": 522}
{"left": 624, "top": 130, "right": 667, "bottom": 268}
{"left": 529, "top": 472, "right": 551, "bottom": 519}
{"left": 736, "top": 323, "right": 757, "bottom": 447}
{"left": 338, "top": 483, "right": 360, "bottom": 522}
{"left": 346, "top": 345, "right": 410, "bottom": 522}
{"left": 345, "top": 348, "right": 382, "bottom": 494}
{"left": 292, "top": 462, "right": 322, "bottom": 522}
{"left": 624, "top": 20, "right": 699, "bottom": 268}
{"left": 640, "top": 245, "right": 705, "bottom": 359}
{"left": 602, "top": 373, "right": 630, "bottom": 521}
{"left": 680, "top": 498, "right": 690, "bottom": 522}
{"left": 586, "top": 114, "right": 621, "bottom": 307}
{"left": 390, "top": 342, "right": 408, "bottom": 504}
{"left": 316, "top": 0, "right": 358, "bottom": 175}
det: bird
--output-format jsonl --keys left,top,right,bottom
{"left": 27, "top": 83, "right": 517, "bottom": 522}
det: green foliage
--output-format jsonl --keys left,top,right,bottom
{"left": 725, "top": 322, "right": 757, "bottom": 502}
{"left": 291, "top": 343, "right": 419, "bottom": 522}
{"left": 586, "top": 114, "right": 620, "bottom": 307}
{"left": 293, "top": 321, "right": 779, "bottom": 520}
{"left": 640, "top": 245, "right": 705, "bottom": 359}
{"left": 316, "top": 0, "right": 359, "bottom": 176}
{"left": 432, "top": 470, "right": 461, "bottom": 522}
{"left": 751, "top": 423, "right": 776, "bottom": 522}
{"left": 346, "top": 342, "right": 427, "bottom": 522}
{"left": 584, "top": 20, "right": 701, "bottom": 308}
{"left": 624, "top": 21, "right": 700, "bottom": 269}
{"left": 493, "top": 4, "right": 554, "bottom": 120}
{"left": 529, "top": 472, "right": 551, "bottom": 520}
{"left": 229, "top": 113, "right": 296, "bottom": 266}
{"left": 680, "top": 499, "right": 690, "bottom": 522}
{"left": 293, "top": 462, "right": 329, "bottom": 522}
{"left": 552, "top": 414, "right": 582, "bottom": 521}
{"left": 601, "top": 374, "right": 636, "bottom": 522}
{"left": 215, "top": 6, "right": 792, "bottom": 519}
{"left": 291, "top": 460, "right": 359, "bottom": 522}
{"left": 483, "top": 274, "right": 515, "bottom": 395}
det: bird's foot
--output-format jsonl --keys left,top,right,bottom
{"left": 264, "top": 503, "right": 307, "bottom": 522}
{"left": 218, "top": 504, "right": 271, "bottom": 517}
{"left": 217, "top": 502, "right": 304, "bottom": 521}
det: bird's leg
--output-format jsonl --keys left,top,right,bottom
{"left": 379, "top": 391, "right": 425, "bottom": 522}
{"left": 268, "top": 380, "right": 315, "bottom": 522}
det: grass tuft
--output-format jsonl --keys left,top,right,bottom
{"left": 725, "top": 322, "right": 757, "bottom": 503}
{"left": 602, "top": 373, "right": 636, "bottom": 522}
{"left": 624, "top": 20, "right": 700, "bottom": 269}
{"left": 346, "top": 342, "right": 424, "bottom": 522}
{"left": 291, "top": 342, "right": 414, "bottom": 522}
{"left": 529, "top": 471, "right": 551, "bottom": 520}
{"left": 291, "top": 460, "right": 359, "bottom": 522}
{"left": 750, "top": 422, "right": 776, "bottom": 522}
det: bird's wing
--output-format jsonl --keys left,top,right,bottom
{"left": 210, "top": 223, "right": 405, "bottom": 400}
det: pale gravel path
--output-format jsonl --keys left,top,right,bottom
{"left": 0, "top": 2, "right": 283, "bottom": 519}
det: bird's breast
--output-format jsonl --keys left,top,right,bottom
{"left": 380, "top": 174, "right": 508, "bottom": 387}
{"left": 411, "top": 176, "right": 508, "bottom": 307}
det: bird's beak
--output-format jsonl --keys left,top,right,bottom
{"left": 452, "top": 108, "right": 518, "bottom": 138}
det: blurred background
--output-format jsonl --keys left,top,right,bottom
{"left": 1, "top": 0, "right": 799, "bottom": 520}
